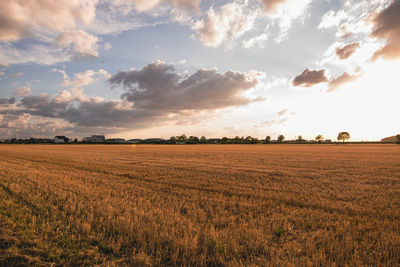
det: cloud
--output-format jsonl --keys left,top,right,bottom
{"left": 112, "top": 0, "right": 201, "bottom": 13}
{"left": 0, "top": 43, "right": 70, "bottom": 65}
{"left": 371, "top": 0, "right": 400, "bottom": 60}
{"left": 61, "top": 69, "right": 111, "bottom": 88}
{"left": 278, "top": 109, "right": 287, "bottom": 116}
{"left": 170, "top": 0, "right": 201, "bottom": 12}
{"left": 110, "top": 61, "right": 263, "bottom": 111}
{"left": 260, "top": 0, "right": 287, "bottom": 13}
{"left": 243, "top": 33, "right": 269, "bottom": 49}
{"left": 336, "top": 42, "right": 360, "bottom": 60}
{"left": 328, "top": 68, "right": 363, "bottom": 92}
{"left": 12, "top": 72, "right": 23, "bottom": 78}
{"left": 103, "top": 42, "right": 112, "bottom": 50}
{"left": 292, "top": 69, "right": 328, "bottom": 87}
{"left": 193, "top": 2, "right": 256, "bottom": 47}
{"left": 15, "top": 86, "right": 32, "bottom": 97}
{"left": 0, "top": 0, "right": 98, "bottom": 42}
{"left": 263, "top": 0, "right": 314, "bottom": 42}
{"left": 51, "top": 68, "right": 69, "bottom": 80}
{"left": 0, "top": 60, "right": 8, "bottom": 67}
{"left": 0, "top": 113, "right": 74, "bottom": 138}
{"left": 254, "top": 118, "right": 287, "bottom": 128}
{"left": 56, "top": 30, "right": 100, "bottom": 58}
{"left": 318, "top": 1, "right": 388, "bottom": 39}
{"left": 1, "top": 61, "right": 264, "bottom": 134}
{"left": 0, "top": 97, "right": 16, "bottom": 105}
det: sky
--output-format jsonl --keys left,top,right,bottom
{"left": 0, "top": 0, "right": 399, "bottom": 141}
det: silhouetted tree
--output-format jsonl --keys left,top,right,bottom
{"left": 337, "top": 132, "right": 350, "bottom": 143}
{"left": 245, "top": 136, "right": 253, "bottom": 144}
{"left": 296, "top": 135, "right": 304, "bottom": 142}
{"left": 188, "top": 136, "right": 199, "bottom": 144}
{"left": 265, "top": 136, "right": 271, "bottom": 144}
{"left": 200, "top": 136, "right": 207, "bottom": 143}
{"left": 221, "top": 137, "right": 229, "bottom": 144}
{"left": 178, "top": 134, "right": 187, "bottom": 143}
{"left": 73, "top": 138, "right": 78, "bottom": 143}
{"left": 169, "top": 136, "right": 177, "bottom": 143}
{"left": 315, "top": 134, "right": 323, "bottom": 143}
{"left": 396, "top": 134, "right": 400, "bottom": 144}
{"left": 277, "top": 135, "right": 285, "bottom": 143}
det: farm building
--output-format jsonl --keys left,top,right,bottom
{"left": 53, "top": 136, "right": 69, "bottom": 143}
{"left": 82, "top": 135, "right": 106, "bottom": 142}
{"left": 106, "top": 138, "right": 126, "bottom": 143}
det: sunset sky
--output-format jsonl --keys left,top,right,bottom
{"left": 0, "top": 0, "right": 399, "bottom": 140}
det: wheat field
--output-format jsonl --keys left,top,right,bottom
{"left": 0, "top": 144, "right": 399, "bottom": 266}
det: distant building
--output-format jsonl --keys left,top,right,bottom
{"left": 106, "top": 138, "right": 126, "bottom": 143}
{"left": 54, "top": 136, "right": 69, "bottom": 143}
{"left": 82, "top": 135, "right": 106, "bottom": 142}
{"left": 126, "top": 139, "right": 143, "bottom": 144}
{"left": 144, "top": 138, "right": 165, "bottom": 144}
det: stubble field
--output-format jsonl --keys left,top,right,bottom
{"left": 0, "top": 144, "right": 399, "bottom": 266}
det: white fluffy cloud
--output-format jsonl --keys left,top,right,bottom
{"left": 193, "top": 2, "right": 256, "bottom": 47}
{"left": 15, "top": 86, "right": 32, "bottom": 97}
{"left": 111, "top": 0, "right": 201, "bottom": 13}
{"left": 0, "top": 43, "right": 70, "bottom": 65}
{"left": 56, "top": 30, "right": 100, "bottom": 58}
{"left": 60, "top": 69, "right": 111, "bottom": 88}
{"left": 0, "top": 0, "right": 98, "bottom": 42}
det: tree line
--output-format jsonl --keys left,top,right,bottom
{"left": 167, "top": 132, "right": 353, "bottom": 144}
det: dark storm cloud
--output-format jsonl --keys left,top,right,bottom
{"left": 292, "top": 69, "right": 328, "bottom": 87}
{"left": 20, "top": 94, "right": 69, "bottom": 117}
{"left": 2, "top": 61, "right": 262, "bottom": 131}
{"left": 110, "top": 61, "right": 263, "bottom": 112}
{"left": 336, "top": 42, "right": 360, "bottom": 60}
{"left": 371, "top": 0, "right": 400, "bottom": 60}
{"left": 0, "top": 97, "right": 16, "bottom": 105}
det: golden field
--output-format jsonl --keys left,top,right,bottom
{"left": 0, "top": 144, "right": 399, "bottom": 266}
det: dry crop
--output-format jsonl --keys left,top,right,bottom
{"left": 0, "top": 144, "right": 399, "bottom": 266}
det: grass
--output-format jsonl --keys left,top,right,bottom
{"left": 0, "top": 144, "right": 399, "bottom": 265}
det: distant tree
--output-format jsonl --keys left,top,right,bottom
{"left": 188, "top": 136, "right": 199, "bottom": 144}
{"left": 73, "top": 138, "right": 78, "bottom": 143}
{"left": 296, "top": 135, "right": 304, "bottom": 142}
{"left": 169, "top": 136, "right": 177, "bottom": 144}
{"left": 277, "top": 135, "right": 285, "bottom": 143}
{"left": 396, "top": 134, "right": 400, "bottom": 144}
{"left": 221, "top": 137, "right": 229, "bottom": 144}
{"left": 337, "top": 132, "right": 350, "bottom": 143}
{"left": 315, "top": 134, "right": 323, "bottom": 143}
{"left": 233, "top": 136, "right": 241, "bottom": 144}
{"left": 178, "top": 134, "right": 187, "bottom": 143}
{"left": 265, "top": 136, "right": 271, "bottom": 144}
{"left": 245, "top": 136, "right": 253, "bottom": 144}
{"left": 200, "top": 136, "right": 207, "bottom": 144}
{"left": 252, "top": 138, "right": 261, "bottom": 144}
